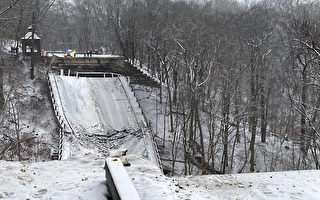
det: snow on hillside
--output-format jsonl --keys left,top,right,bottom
{"left": 0, "top": 53, "right": 58, "bottom": 161}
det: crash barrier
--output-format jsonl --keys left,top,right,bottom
{"left": 48, "top": 73, "right": 76, "bottom": 160}
{"left": 75, "top": 71, "right": 125, "bottom": 79}
{"left": 118, "top": 77, "right": 163, "bottom": 171}
{"left": 147, "top": 129, "right": 163, "bottom": 171}
{"left": 118, "top": 76, "right": 145, "bottom": 126}
{"left": 59, "top": 70, "right": 130, "bottom": 83}
{"left": 47, "top": 75, "right": 67, "bottom": 160}
{"left": 105, "top": 157, "right": 141, "bottom": 200}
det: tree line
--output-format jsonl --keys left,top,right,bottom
{"left": 88, "top": 0, "right": 320, "bottom": 174}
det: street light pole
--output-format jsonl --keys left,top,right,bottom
{"left": 30, "top": 13, "right": 35, "bottom": 80}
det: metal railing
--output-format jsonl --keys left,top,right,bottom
{"left": 118, "top": 76, "right": 143, "bottom": 127}
{"left": 47, "top": 75, "right": 67, "bottom": 160}
{"left": 48, "top": 73, "right": 79, "bottom": 160}
{"left": 147, "top": 129, "right": 163, "bottom": 172}
{"left": 75, "top": 71, "right": 123, "bottom": 78}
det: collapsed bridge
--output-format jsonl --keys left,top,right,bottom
{"left": 48, "top": 72, "right": 162, "bottom": 169}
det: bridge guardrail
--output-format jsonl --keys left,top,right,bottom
{"left": 105, "top": 157, "right": 141, "bottom": 200}
{"left": 76, "top": 71, "right": 123, "bottom": 79}
{"left": 47, "top": 75, "right": 66, "bottom": 160}
{"left": 147, "top": 128, "right": 163, "bottom": 172}
{"left": 48, "top": 73, "right": 78, "bottom": 160}
{"left": 118, "top": 76, "right": 163, "bottom": 171}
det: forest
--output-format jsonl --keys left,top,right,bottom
{"left": 1, "top": 0, "right": 320, "bottom": 175}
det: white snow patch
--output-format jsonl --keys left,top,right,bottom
{"left": 0, "top": 153, "right": 108, "bottom": 200}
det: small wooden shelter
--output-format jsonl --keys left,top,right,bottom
{"left": 21, "top": 26, "right": 41, "bottom": 57}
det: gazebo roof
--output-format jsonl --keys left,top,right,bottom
{"left": 21, "top": 32, "right": 41, "bottom": 40}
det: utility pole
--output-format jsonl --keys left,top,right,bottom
{"left": 30, "top": 13, "right": 35, "bottom": 80}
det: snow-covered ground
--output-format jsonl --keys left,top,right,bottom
{"left": 176, "top": 170, "right": 320, "bottom": 200}
{"left": 0, "top": 153, "right": 108, "bottom": 200}
{"left": 1, "top": 152, "right": 319, "bottom": 200}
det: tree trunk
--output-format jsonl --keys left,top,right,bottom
{"left": 0, "top": 57, "right": 4, "bottom": 110}
{"left": 230, "top": 133, "right": 237, "bottom": 170}
{"left": 171, "top": 129, "right": 177, "bottom": 176}
{"left": 222, "top": 92, "right": 230, "bottom": 174}
{"left": 298, "top": 55, "right": 308, "bottom": 168}
{"left": 310, "top": 92, "right": 320, "bottom": 169}
{"left": 260, "top": 79, "right": 267, "bottom": 143}
{"left": 195, "top": 102, "right": 206, "bottom": 174}
{"left": 182, "top": 101, "right": 188, "bottom": 175}
{"left": 235, "top": 90, "right": 241, "bottom": 143}
{"left": 10, "top": 102, "right": 21, "bottom": 161}
{"left": 164, "top": 63, "right": 174, "bottom": 133}
{"left": 0, "top": 65, "right": 4, "bottom": 110}
{"left": 249, "top": 54, "right": 258, "bottom": 173}
{"left": 188, "top": 95, "right": 195, "bottom": 174}
{"left": 208, "top": 116, "right": 215, "bottom": 172}
{"left": 173, "top": 67, "right": 178, "bottom": 105}
{"left": 163, "top": 95, "right": 167, "bottom": 148}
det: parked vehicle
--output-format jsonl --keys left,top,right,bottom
{"left": 64, "top": 48, "right": 73, "bottom": 57}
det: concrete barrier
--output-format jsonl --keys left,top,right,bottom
{"left": 105, "top": 157, "right": 140, "bottom": 200}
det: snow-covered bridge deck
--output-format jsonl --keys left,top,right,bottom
{"left": 50, "top": 74, "right": 140, "bottom": 132}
